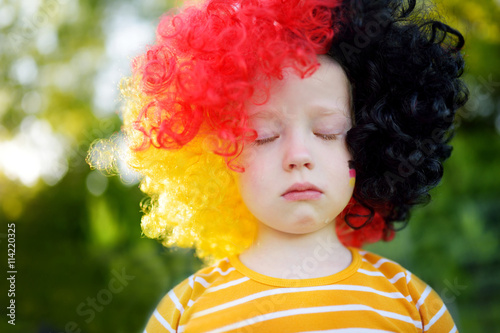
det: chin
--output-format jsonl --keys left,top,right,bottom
{"left": 277, "top": 221, "right": 331, "bottom": 235}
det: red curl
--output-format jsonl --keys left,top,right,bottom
{"left": 141, "top": 45, "right": 177, "bottom": 95}
{"left": 131, "top": 0, "right": 342, "bottom": 169}
{"left": 336, "top": 198, "right": 395, "bottom": 248}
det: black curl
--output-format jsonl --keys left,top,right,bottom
{"left": 328, "top": 0, "right": 469, "bottom": 235}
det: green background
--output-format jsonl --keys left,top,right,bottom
{"left": 0, "top": 0, "right": 499, "bottom": 332}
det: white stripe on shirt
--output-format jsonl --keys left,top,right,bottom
{"left": 206, "top": 277, "right": 250, "bottom": 293}
{"left": 372, "top": 258, "right": 395, "bottom": 268}
{"left": 199, "top": 266, "right": 235, "bottom": 277}
{"left": 188, "top": 275, "right": 194, "bottom": 289}
{"left": 357, "top": 270, "right": 405, "bottom": 285}
{"left": 415, "top": 286, "right": 432, "bottom": 310}
{"left": 205, "top": 304, "right": 422, "bottom": 333}
{"left": 358, "top": 269, "right": 385, "bottom": 277}
{"left": 153, "top": 309, "right": 176, "bottom": 333}
{"left": 406, "top": 271, "right": 412, "bottom": 284}
{"left": 194, "top": 276, "right": 210, "bottom": 288}
{"left": 193, "top": 284, "right": 412, "bottom": 319}
{"left": 424, "top": 304, "right": 447, "bottom": 331}
{"left": 168, "top": 289, "right": 184, "bottom": 315}
{"left": 299, "top": 329, "right": 396, "bottom": 333}
{"left": 388, "top": 272, "right": 406, "bottom": 284}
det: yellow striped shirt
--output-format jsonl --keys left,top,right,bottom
{"left": 145, "top": 247, "right": 456, "bottom": 332}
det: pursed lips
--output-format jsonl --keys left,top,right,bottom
{"left": 282, "top": 182, "right": 323, "bottom": 201}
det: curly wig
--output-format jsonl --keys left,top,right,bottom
{"left": 329, "top": 0, "right": 468, "bottom": 232}
{"left": 93, "top": 0, "right": 467, "bottom": 260}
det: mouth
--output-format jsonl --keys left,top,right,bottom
{"left": 282, "top": 182, "right": 323, "bottom": 201}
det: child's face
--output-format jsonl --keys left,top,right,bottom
{"left": 235, "top": 56, "right": 354, "bottom": 236}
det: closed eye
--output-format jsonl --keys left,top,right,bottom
{"left": 254, "top": 136, "right": 279, "bottom": 145}
{"left": 315, "top": 133, "right": 337, "bottom": 140}
{"left": 254, "top": 133, "right": 337, "bottom": 145}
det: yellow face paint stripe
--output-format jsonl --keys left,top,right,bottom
{"left": 349, "top": 169, "right": 356, "bottom": 187}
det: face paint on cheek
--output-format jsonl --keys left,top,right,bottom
{"left": 349, "top": 168, "right": 356, "bottom": 187}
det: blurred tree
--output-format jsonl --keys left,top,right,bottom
{"left": 0, "top": 1, "right": 201, "bottom": 332}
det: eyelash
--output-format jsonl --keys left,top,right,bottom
{"left": 315, "top": 133, "right": 337, "bottom": 141}
{"left": 254, "top": 133, "right": 337, "bottom": 146}
{"left": 254, "top": 137, "right": 277, "bottom": 146}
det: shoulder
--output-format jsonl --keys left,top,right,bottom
{"left": 356, "top": 248, "right": 411, "bottom": 281}
{"left": 165, "top": 257, "right": 238, "bottom": 306}
{"left": 183, "top": 258, "right": 242, "bottom": 297}
{"left": 353, "top": 248, "right": 457, "bottom": 332}
{"left": 354, "top": 248, "right": 433, "bottom": 298}
{"left": 144, "top": 258, "right": 240, "bottom": 332}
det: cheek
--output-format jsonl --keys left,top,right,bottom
{"left": 327, "top": 166, "right": 350, "bottom": 187}
{"left": 238, "top": 145, "right": 259, "bottom": 169}
{"left": 236, "top": 167, "right": 260, "bottom": 201}
{"left": 237, "top": 164, "right": 273, "bottom": 205}
{"left": 238, "top": 146, "right": 271, "bottom": 182}
{"left": 324, "top": 153, "right": 353, "bottom": 188}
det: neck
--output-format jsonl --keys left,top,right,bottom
{"left": 239, "top": 222, "right": 352, "bottom": 279}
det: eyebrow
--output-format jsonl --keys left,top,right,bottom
{"left": 247, "top": 110, "right": 277, "bottom": 120}
{"left": 310, "top": 105, "right": 350, "bottom": 117}
{"left": 248, "top": 105, "right": 350, "bottom": 120}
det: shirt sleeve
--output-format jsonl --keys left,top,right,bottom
{"left": 407, "top": 271, "right": 458, "bottom": 333}
{"left": 144, "top": 277, "right": 193, "bottom": 333}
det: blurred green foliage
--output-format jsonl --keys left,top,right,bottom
{"left": 0, "top": 0, "right": 499, "bottom": 332}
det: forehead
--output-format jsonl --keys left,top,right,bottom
{"left": 248, "top": 106, "right": 349, "bottom": 123}
{"left": 247, "top": 56, "right": 351, "bottom": 120}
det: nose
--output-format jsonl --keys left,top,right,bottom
{"left": 282, "top": 132, "right": 314, "bottom": 171}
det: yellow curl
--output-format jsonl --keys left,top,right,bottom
{"left": 90, "top": 73, "right": 259, "bottom": 263}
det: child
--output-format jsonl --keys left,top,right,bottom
{"left": 100, "top": 0, "right": 468, "bottom": 331}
